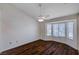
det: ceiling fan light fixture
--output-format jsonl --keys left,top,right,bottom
{"left": 38, "top": 16, "right": 46, "bottom": 19}
{"left": 38, "top": 18, "right": 44, "bottom": 22}
{"left": 38, "top": 3, "right": 45, "bottom": 22}
{"left": 41, "top": 16, "right": 46, "bottom": 19}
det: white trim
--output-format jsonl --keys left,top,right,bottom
{"left": 47, "top": 19, "right": 76, "bottom": 24}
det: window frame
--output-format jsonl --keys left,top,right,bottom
{"left": 46, "top": 20, "right": 76, "bottom": 40}
{"left": 52, "top": 22, "right": 66, "bottom": 38}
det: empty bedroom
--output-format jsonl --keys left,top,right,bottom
{"left": 0, "top": 3, "right": 79, "bottom": 55}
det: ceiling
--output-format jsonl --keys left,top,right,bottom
{"left": 12, "top": 3, "right": 79, "bottom": 20}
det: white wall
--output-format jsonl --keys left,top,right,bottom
{"left": 77, "top": 14, "right": 79, "bottom": 50}
{"left": 0, "top": 8, "right": 3, "bottom": 52}
{"left": 39, "top": 14, "right": 78, "bottom": 50}
{"left": 0, "top": 4, "right": 39, "bottom": 52}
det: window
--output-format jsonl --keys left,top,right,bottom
{"left": 53, "top": 23, "right": 65, "bottom": 37}
{"left": 67, "top": 22, "right": 74, "bottom": 40}
{"left": 46, "top": 23, "right": 51, "bottom": 36}
{"left": 58, "top": 23, "right": 65, "bottom": 37}
{"left": 46, "top": 20, "right": 75, "bottom": 40}
{"left": 53, "top": 24, "right": 58, "bottom": 37}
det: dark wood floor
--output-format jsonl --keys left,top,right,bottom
{"left": 0, "top": 39, "right": 78, "bottom": 55}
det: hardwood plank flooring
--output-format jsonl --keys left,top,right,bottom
{"left": 0, "top": 40, "right": 78, "bottom": 55}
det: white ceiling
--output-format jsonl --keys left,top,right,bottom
{"left": 12, "top": 3, "right": 79, "bottom": 20}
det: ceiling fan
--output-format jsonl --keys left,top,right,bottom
{"left": 38, "top": 3, "right": 49, "bottom": 22}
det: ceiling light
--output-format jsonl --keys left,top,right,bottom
{"left": 37, "top": 4, "right": 49, "bottom": 22}
{"left": 38, "top": 18, "right": 44, "bottom": 22}
{"left": 38, "top": 4, "right": 45, "bottom": 22}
